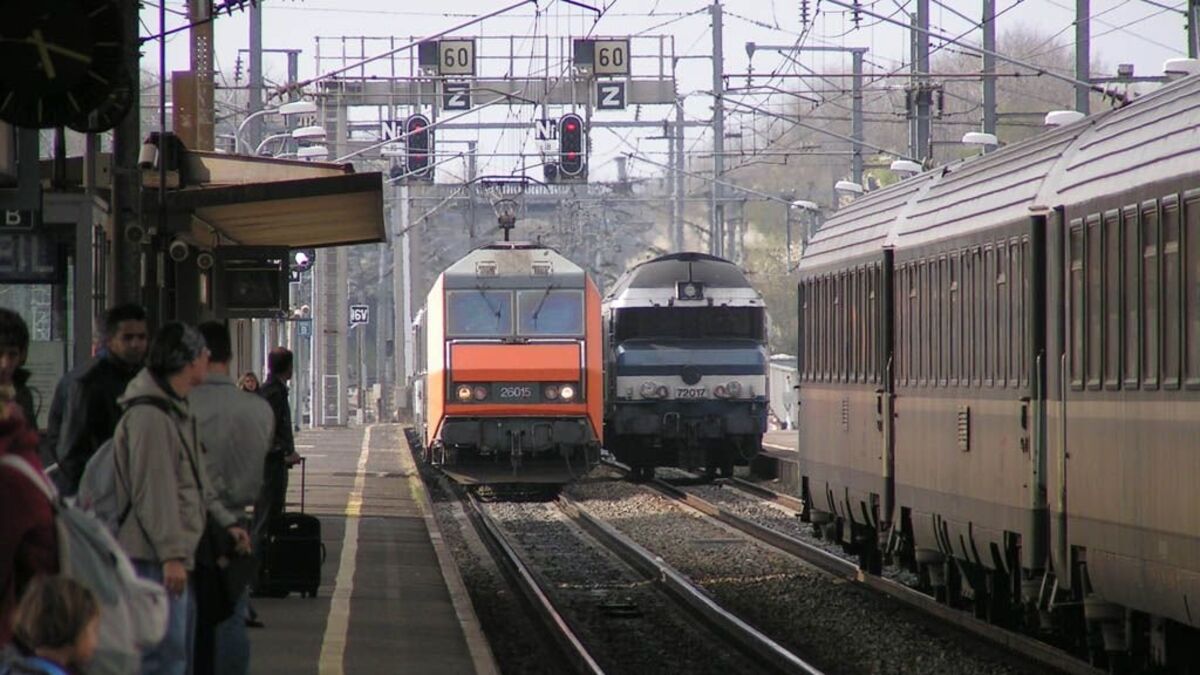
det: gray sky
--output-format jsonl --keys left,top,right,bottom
{"left": 142, "top": 1, "right": 1193, "bottom": 181}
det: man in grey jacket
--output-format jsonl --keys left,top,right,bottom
{"left": 190, "top": 322, "right": 273, "bottom": 675}
{"left": 113, "top": 323, "right": 249, "bottom": 675}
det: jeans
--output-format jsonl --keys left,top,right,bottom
{"left": 133, "top": 559, "right": 194, "bottom": 675}
{"left": 213, "top": 588, "right": 251, "bottom": 675}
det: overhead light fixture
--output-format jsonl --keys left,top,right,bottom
{"left": 834, "top": 180, "right": 864, "bottom": 194}
{"left": 296, "top": 145, "right": 328, "bottom": 160}
{"left": 889, "top": 159, "right": 922, "bottom": 176}
{"left": 277, "top": 100, "right": 317, "bottom": 116}
{"left": 1163, "top": 58, "right": 1200, "bottom": 79}
{"left": 961, "top": 131, "right": 999, "bottom": 147}
{"left": 1044, "top": 110, "right": 1086, "bottom": 127}
{"left": 790, "top": 199, "right": 819, "bottom": 211}
{"left": 291, "top": 125, "right": 326, "bottom": 142}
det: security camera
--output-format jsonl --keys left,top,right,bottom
{"left": 168, "top": 238, "right": 190, "bottom": 263}
{"left": 196, "top": 251, "right": 215, "bottom": 270}
{"left": 124, "top": 223, "right": 147, "bottom": 245}
{"left": 138, "top": 141, "right": 158, "bottom": 170}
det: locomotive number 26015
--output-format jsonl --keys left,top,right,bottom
{"left": 497, "top": 385, "right": 534, "bottom": 400}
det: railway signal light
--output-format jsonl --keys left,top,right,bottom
{"left": 558, "top": 112, "right": 586, "bottom": 178}
{"left": 405, "top": 113, "right": 432, "bottom": 178}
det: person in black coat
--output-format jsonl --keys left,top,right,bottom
{"left": 46, "top": 304, "right": 148, "bottom": 494}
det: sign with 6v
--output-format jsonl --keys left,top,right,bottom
{"left": 349, "top": 305, "right": 370, "bottom": 327}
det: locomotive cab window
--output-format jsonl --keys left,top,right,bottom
{"left": 518, "top": 289, "right": 585, "bottom": 336}
{"left": 613, "top": 306, "right": 765, "bottom": 342}
{"left": 446, "top": 289, "right": 513, "bottom": 336}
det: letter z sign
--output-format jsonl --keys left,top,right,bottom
{"left": 596, "top": 81, "right": 626, "bottom": 110}
{"left": 443, "top": 81, "right": 471, "bottom": 111}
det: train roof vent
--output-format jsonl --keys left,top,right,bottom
{"left": 476, "top": 261, "right": 498, "bottom": 277}
{"left": 532, "top": 262, "right": 552, "bottom": 276}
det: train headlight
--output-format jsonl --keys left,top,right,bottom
{"left": 472, "top": 385, "right": 489, "bottom": 401}
{"left": 455, "top": 384, "right": 472, "bottom": 402}
{"left": 714, "top": 385, "right": 729, "bottom": 399}
{"left": 640, "top": 381, "right": 660, "bottom": 398}
{"left": 656, "top": 385, "right": 669, "bottom": 398}
{"left": 544, "top": 384, "right": 560, "bottom": 400}
{"left": 726, "top": 381, "right": 743, "bottom": 398}
{"left": 559, "top": 384, "right": 576, "bottom": 401}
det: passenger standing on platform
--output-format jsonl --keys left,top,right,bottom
{"left": 257, "top": 348, "right": 301, "bottom": 525}
{"left": 0, "top": 309, "right": 36, "bottom": 427}
{"left": 190, "top": 323, "right": 272, "bottom": 675}
{"left": 2, "top": 576, "right": 100, "bottom": 675}
{"left": 50, "top": 304, "right": 148, "bottom": 494}
{"left": 0, "top": 388, "right": 57, "bottom": 651}
{"left": 113, "top": 322, "right": 241, "bottom": 675}
{"left": 237, "top": 372, "right": 260, "bottom": 393}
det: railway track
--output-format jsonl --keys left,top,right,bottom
{"left": 606, "top": 460, "right": 1102, "bottom": 675}
{"left": 455, "top": 481, "right": 823, "bottom": 675}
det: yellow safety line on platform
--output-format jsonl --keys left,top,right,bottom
{"left": 318, "top": 425, "right": 372, "bottom": 675}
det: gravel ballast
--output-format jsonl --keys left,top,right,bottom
{"left": 567, "top": 471, "right": 1047, "bottom": 675}
{"left": 487, "top": 500, "right": 773, "bottom": 675}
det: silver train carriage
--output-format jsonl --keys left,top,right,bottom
{"left": 603, "top": 252, "right": 769, "bottom": 480}
{"left": 795, "top": 71, "right": 1200, "bottom": 669}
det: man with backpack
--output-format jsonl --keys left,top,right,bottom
{"left": 189, "top": 322, "right": 273, "bottom": 675}
{"left": 48, "top": 304, "right": 148, "bottom": 494}
{"left": 111, "top": 322, "right": 248, "bottom": 675}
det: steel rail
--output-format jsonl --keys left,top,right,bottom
{"left": 461, "top": 492, "right": 605, "bottom": 675}
{"left": 558, "top": 494, "right": 824, "bottom": 675}
{"left": 628, "top": 466, "right": 1104, "bottom": 675}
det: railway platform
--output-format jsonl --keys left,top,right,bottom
{"left": 249, "top": 425, "right": 496, "bottom": 675}
{"left": 749, "top": 430, "right": 801, "bottom": 496}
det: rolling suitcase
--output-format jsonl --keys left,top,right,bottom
{"left": 260, "top": 457, "right": 325, "bottom": 598}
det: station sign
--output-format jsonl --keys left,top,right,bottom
{"left": 1, "top": 210, "right": 36, "bottom": 231}
{"left": 349, "top": 304, "right": 370, "bottom": 327}
{"left": 0, "top": 231, "right": 64, "bottom": 284}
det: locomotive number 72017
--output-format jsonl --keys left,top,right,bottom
{"left": 675, "top": 387, "right": 707, "bottom": 399}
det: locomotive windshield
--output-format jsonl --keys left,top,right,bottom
{"left": 614, "top": 306, "right": 764, "bottom": 342}
{"left": 446, "top": 289, "right": 513, "bottom": 336}
{"left": 518, "top": 289, "right": 584, "bottom": 336}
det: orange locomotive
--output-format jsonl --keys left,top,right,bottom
{"left": 413, "top": 242, "right": 603, "bottom": 481}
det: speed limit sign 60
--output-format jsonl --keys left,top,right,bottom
{"left": 593, "top": 39, "right": 629, "bottom": 76}
{"left": 438, "top": 39, "right": 475, "bottom": 75}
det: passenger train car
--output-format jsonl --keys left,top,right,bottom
{"left": 603, "top": 252, "right": 769, "bottom": 480}
{"left": 413, "top": 241, "right": 603, "bottom": 482}
{"left": 795, "top": 72, "right": 1200, "bottom": 669}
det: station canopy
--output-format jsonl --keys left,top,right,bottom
{"left": 170, "top": 151, "right": 385, "bottom": 249}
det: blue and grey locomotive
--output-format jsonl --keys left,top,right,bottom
{"left": 603, "top": 252, "right": 768, "bottom": 480}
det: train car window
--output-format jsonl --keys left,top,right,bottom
{"left": 899, "top": 265, "right": 909, "bottom": 386}
{"left": 822, "top": 276, "right": 831, "bottom": 382}
{"left": 974, "top": 248, "right": 985, "bottom": 387}
{"left": 1162, "top": 195, "right": 1181, "bottom": 390}
{"left": 861, "top": 268, "right": 869, "bottom": 383}
{"left": 835, "top": 273, "right": 844, "bottom": 382}
{"left": 1104, "top": 211, "right": 1121, "bottom": 390}
{"left": 800, "top": 282, "right": 809, "bottom": 380}
{"left": 907, "top": 264, "right": 916, "bottom": 386}
{"left": 949, "top": 255, "right": 959, "bottom": 386}
{"left": 517, "top": 289, "right": 585, "bottom": 336}
{"left": 1142, "top": 201, "right": 1160, "bottom": 390}
{"left": 998, "top": 244, "right": 1009, "bottom": 388}
{"left": 1123, "top": 205, "right": 1141, "bottom": 388}
{"left": 1185, "top": 190, "right": 1200, "bottom": 387}
{"left": 1014, "top": 239, "right": 1026, "bottom": 388}
{"left": 915, "top": 261, "right": 925, "bottom": 386}
{"left": 851, "top": 270, "right": 860, "bottom": 383}
{"left": 938, "top": 257, "right": 948, "bottom": 386}
{"left": 1069, "top": 223, "right": 1085, "bottom": 389}
{"left": 446, "top": 290, "right": 513, "bottom": 337}
{"left": 1086, "top": 215, "right": 1103, "bottom": 390}
{"left": 613, "top": 306, "right": 765, "bottom": 342}
{"left": 964, "top": 252, "right": 974, "bottom": 385}
{"left": 868, "top": 268, "right": 878, "bottom": 383}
